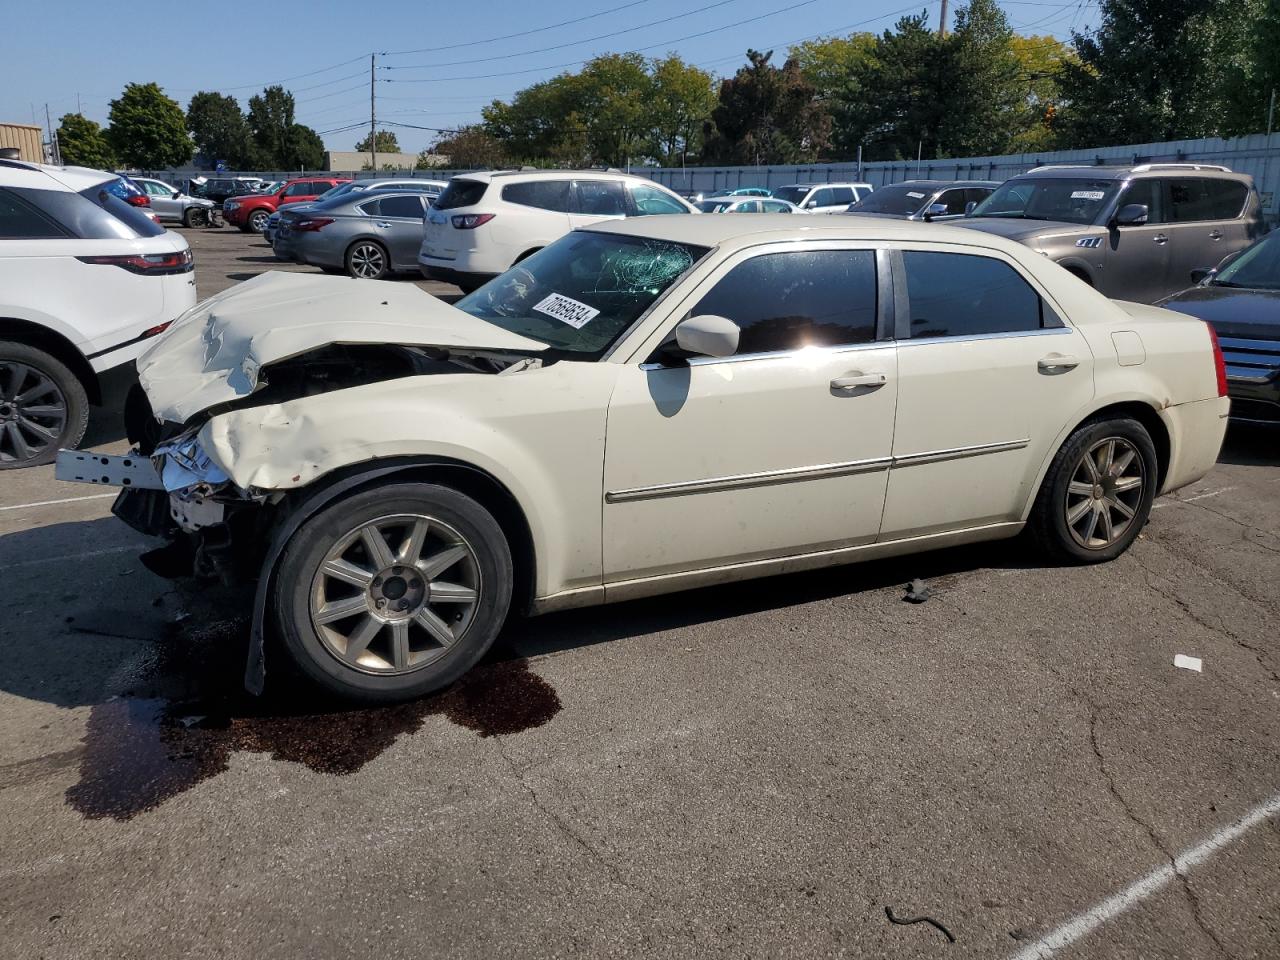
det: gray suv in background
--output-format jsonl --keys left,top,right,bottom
{"left": 845, "top": 179, "right": 998, "bottom": 221}
{"left": 955, "top": 163, "right": 1264, "bottom": 302}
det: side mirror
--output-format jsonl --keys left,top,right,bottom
{"left": 674, "top": 314, "right": 740, "bottom": 358}
{"left": 964, "top": 200, "right": 977, "bottom": 216}
{"left": 1113, "top": 203, "right": 1149, "bottom": 226}
{"left": 1190, "top": 268, "right": 1212, "bottom": 285}
{"left": 805, "top": 200, "right": 817, "bottom": 209}
{"left": 923, "top": 202, "right": 948, "bottom": 222}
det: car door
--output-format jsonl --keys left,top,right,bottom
{"left": 1099, "top": 177, "right": 1169, "bottom": 302}
{"left": 880, "top": 247, "right": 1095, "bottom": 540}
{"left": 927, "top": 188, "right": 970, "bottom": 221}
{"left": 602, "top": 243, "right": 897, "bottom": 584}
{"left": 627, "top": 183, "right": 692, "bottom": 216}
{"left": 143, "top": 181, "right": 180, "bottom": 220}
{"left": 368, "top": 194, "right": 427, "bottom": 269}
{"left": 569, "top": 179, "right": 628, "bottom": 229}
{"left": 1164, "top": 177, "right": 1251, "bottom": 290}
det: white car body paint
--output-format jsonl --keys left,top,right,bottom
{"left": 136, "top": 216, "right": 1229, "bottom": 611}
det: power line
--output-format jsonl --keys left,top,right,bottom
{"left": 386, "top": 0, "right": 740, "bottom": 71}
{"left": 383, "top": 0, "right": 653, "bottom": 56}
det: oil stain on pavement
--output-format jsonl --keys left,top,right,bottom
{"left": 65, "top": 616, "right": 560, "bottom": 821}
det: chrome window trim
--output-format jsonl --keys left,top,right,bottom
{"left": 895, "top": 327, "right": 1074, "bottom": 347}
{"left": 607, "top": 438, "right": 1030, "bottom": 503}
{"left": 639, "top": 338, "right": 891, "bottom": 371}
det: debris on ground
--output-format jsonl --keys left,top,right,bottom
{"left": 1174, "top": 654, "right": 1203, "bottom": 672}
{"left": 903, "top": 579, "right": 932, "bottom": 604}
{"left": 885, "top": 905, "right": 956, "bottom": 943}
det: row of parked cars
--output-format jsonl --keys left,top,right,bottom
{"left": 1, "top": 157, "right": 1277, "bottom": 477}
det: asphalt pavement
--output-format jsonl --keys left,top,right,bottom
{"left": 1, "top": 226, "right": 1277, "bottom": 959}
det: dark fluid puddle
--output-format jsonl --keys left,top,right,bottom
{"left": 66, "top": 617, "right": 560, "bottom": 821}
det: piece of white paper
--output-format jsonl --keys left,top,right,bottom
{"left": 532, "top": 293, "right": 600, "bottom": 329}
{"left": 906, "top": 191, "right": 925, "bottom": 198}
{"left": 1174, "top": 654, "right": 1203, "bottom": 672}
{"left": 1071, "top": 190, "right": 1105, "bottom": 200}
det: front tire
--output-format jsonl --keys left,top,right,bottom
{"left": 0, "top": 342, "right": 89, "bottom": 469}
{"left": 273, "top": 483, "right": 513, "bottom": 702}
{"left": 246, "top": 209, "right": 270, "bottom": 233}
{"left": 1028, "top": 417, "right": 1157, "bottom": 564}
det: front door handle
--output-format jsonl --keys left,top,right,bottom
{"left": 1038, "top": 354, "right": 1080, "bottom": 373}
{"left": 1152, "top": 233, "right": 1169, "bottom": 245}
{"left": 375, "top": 221, "right": 393, "bottom": 228}
{"left": 1209, "top": 229, "right": 1223, "bottom": 240}
{"left": 830, "top": 373, "right": 887, "bottom": 391}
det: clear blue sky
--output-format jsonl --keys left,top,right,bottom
{"left": 2, "top": 0, "right": 1100, "bottom": 155}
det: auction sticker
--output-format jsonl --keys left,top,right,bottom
{"left": 907, "top": 191, "right": 925, "bottom": 198}
{"left": 1071, "top": 190, "right": 1105, "bottom": 200}
{"left": 533, "top": 293, "right": 600, "bottom": 329}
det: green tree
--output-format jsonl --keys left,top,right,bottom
{"left": 284, "top": 124, "right": 325, "bottom": 171}
{"left": 939, "top": 0, "right": 1024, "bottom": 156}
{"left": 106, "top": 82, "right": 193, "bottom": 168}
{"left": 646, "top": 55, "right": 717, "bottom": 165}
{"left": 55, "top": 113, "right": 114, "bottom": 169}
{"left": 1008, "top": 35, "right": 1077, "bottom": 151}
{"left": 702, "top": 49, "right": 831, "bottom": 164}
{"left": 186, "top": 91, "right": 252, "bottom": 169}
{"left": 426, "top": 125, "right": 506, "bottom": 169}
{"left": 246, "top": 85, "right": 297, "bottom": 167}
{"left": 354, "top": 129, "right": 401, "bottom": 154}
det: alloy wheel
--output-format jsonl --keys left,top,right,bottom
{"left": 0, "top": 361, "right": 67, "bottom": 465}
{"left": 349, "top": 243, "right": 385, "bottom": 279}
{"left": 308, "top": 514, "right": 482, "bottom": 675}
{"left": 1064, "top": 437, "right": 1146, "bottom": 549}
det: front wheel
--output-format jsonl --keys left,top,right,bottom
{"left": 246, "top": 209, "right": 270, "bottom": 233}
{"left": 273, "top": 483, "right": 513, "bottom": 702}
{"left": 1028, "top": 417, "right": 1157, "bottom": 564}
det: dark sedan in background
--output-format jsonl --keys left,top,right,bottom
{"left": 273, "top": 191, "right": 431, "bottom": 279}
{"left": 1160, "top": 229, "right": 1280, "bottom": 424}
{"left": 845, "top": 179, "right": 998, "bottom": 221}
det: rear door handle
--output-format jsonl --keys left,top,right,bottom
{"left": 830, "top": 373, "right": 887, "bottom": 391}
{"left": 375, "top": 221, "right": 393, "bottom": 228}
{"left": 1152, "top": 233, "right": 1169, "bottom": 245}
{"left": 1038, "top": 354, "right": 1080, "bottom": 373}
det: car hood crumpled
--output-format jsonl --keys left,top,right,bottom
{"left": 137, "top": 270, "right": 545, "bottom": 423}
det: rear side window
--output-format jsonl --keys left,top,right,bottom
{"left": 1165, "top": 178, "right": 1240, "bottom": 222}
{"left": 435, "top": 180, "right": 488, "bottom": 210}
{"left": 502, "top": 180, "right": 571, "bottom": 212}
{"left": 75, "top": 185, "right": 164, "bottom": 237}
{"left": 690, "top": 250, "right": 878, "bottom": 355}
{"left": 0, "top": 188, "right": 69, "bottom": 239}
{"left": 373, "top": 195, "right": 425, "bottom": 219}
{"left": 902, "top": 252, "right": 1043, "bottom": 338}
{"left": 830, "top": 186, "right": 855, "bottom": 205}
{"left": 1207, "top": 179, "right": 1247, "bottom": 219}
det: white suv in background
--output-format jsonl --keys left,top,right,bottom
{"left": 0, "top": 159, "right": 196, "bottom": 468}
{"left": 771, "top": 182, "right": 874, "bottom": 213}
{"left": 419, "top": 170, "right": 696, "bottom": 292}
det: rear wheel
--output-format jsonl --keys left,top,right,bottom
{"left": 346, "top": 240, "right": 389, "bottom": 280}
{"left": 0, "top": 342, "right": 89, "bottom": 469}
{"left": 273, "top": 482, "right": 513, "bottom": 702}
{"left": 1028, "top": 417, "right": 1157, "bottom": 564}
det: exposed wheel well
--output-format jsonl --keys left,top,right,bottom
{"left": 514, "top": 247, "right": 542, "bottom": 264}
{"left": 296, "top": 459, "right": 537, "bottom": 617}
{"left": 0, "top": 317, "right": 99, "bottom": 404}
{"left": 1064, "top": 265, "right": 1093, "bottom": 286}
{"left": 1078, "top": 401, "right": 1170, "bottom": 490}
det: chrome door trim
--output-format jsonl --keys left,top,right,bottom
{"left": 606, "top": 438, "right": 1030, "bottom": 503}
{"left": 893, "top": 437, "right": 1029, "bottom": 467}
{"left": 606, "top": 456, "right": 894, "bottom": 503}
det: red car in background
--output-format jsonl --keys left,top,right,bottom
{"left": 222, "top": 176, "right": 350, "bottom": 233}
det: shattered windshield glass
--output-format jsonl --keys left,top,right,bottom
{"left": 456, "top": 231, "right": 709, "bottom": 358}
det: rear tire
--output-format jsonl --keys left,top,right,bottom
{"left": 345, "top": 240, "right": 389, "bottom": 280}
{"left": 273, "top": 482, "right": 513, "bottom": 703}
{"left": 1028, "top": 417, "right": 1157, "bottom": 564}
{"left": 0, "top": 341, "right": 89, "bottom": 469}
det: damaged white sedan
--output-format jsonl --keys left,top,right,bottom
{"left": 57, "top": 217, "right": 1231, "bottom": 702}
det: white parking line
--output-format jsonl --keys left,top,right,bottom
{"left": 1151, "top": 487, "right": 1234, "bottom": 510}
{"left": 1008, "top": 791, "right": 1280, "bottom": 959}
{"left": 1, "top": 545, "right": 138, "bottom": 570}
{"left": 0, "top": 493, "right": 118, "bottom": 513}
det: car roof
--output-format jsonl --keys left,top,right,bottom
{"left": 455, "top": 169, "right": 671, "bottom": 186}
{"left": 879, "top": 179, "right": 1001, "bottom": 189}
{"left": 0, "top": 159, "right": 114, "bottom": 192}
{"left": 776, "top": 182, "right": 873, "bottom": 189}
{"left": 587, "top": 212, "right": 1033, "bottom": 253}
{"left": 1017, "top": 163, "right": 1245, "bottom": 182}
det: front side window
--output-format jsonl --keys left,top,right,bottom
{"left": 455, "top": 231, "right": 708, "bottom": 358}
{"left": 761, "top": 200, "right": 793, "bottom": 213}
{"left": 727, "top": 200, "right": 759, "bottom": 213}
{"left": 851, "top": 183, "right": 932, "bottom": 216}
{"left": 502, "top": 180, "right": 572, "bottom": 212}
{"left": 771, "top": 186, "right": 809, "bottom": 206}
{"left": 829, "top": 186, "right": 855, "bottom": 205}
{"left": 902, "top": 251, "right": 1044, "bottom": 338}
{"left": 936, "top": 190, "right": 969, "bottom": 215}
{"left": 809, "top": 188, "right": 834, "bottom": 208}
{"left": 283, "top": 182, "right": 312, "bottom": 198}
{"left": 574, "top": 180, "right": 627, "bottom": 216}
{"left": 1116, "top": 178, "right": 1162, "bottom": 222}
{"left": 629, "top": 183, "right": 687, "bottom": 216}
{"left": 971, "top": 177, "right": 1120, "bottom": 225}
{"left": 689, "top": 250, "right": 878, "bottom": 355}
{"left": 0, "top": 189, "right": 68, "bottom": 239}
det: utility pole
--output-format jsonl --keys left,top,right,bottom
{"left": 939, "top": 0, "right": 948, "bottom": 36}
{"left": 44, "top": 103, "right": 59, "bottom": 166}
{"left": 370, "top": 53, "right": 377, "bottom": 172}
{"left": 1268, "top": 88, "right": 1276, "bottom": 138}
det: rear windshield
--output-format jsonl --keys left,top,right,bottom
{"left": 435, "top": 180, "right": 488, "bottom": 210}
{"left": 771, "top": 186, "right": 809, "bottom": 205}
{"left": 849, "top": 183, "right": 931, "bottom": 215}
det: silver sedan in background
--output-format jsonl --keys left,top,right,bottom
{"left": 273, "top": 191, "right": 431, "bottom": 279}
{"left": 694, "top": 196, "right": 804, "bottom": 214}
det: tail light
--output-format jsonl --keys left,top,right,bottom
{"left": 292, "top": 217, "right": 334, "bottom": 232}
{"left": 1205, "top": 322, "right": 1229, "bottom": 397}
{"left": 142, "top": 320, "right": 172, "bottom": 339}
{"left": 126, "top": 194, "right": 151, "bottom": 207}
{"left": 451, "top": 213, "right": 495, "bottom": 229}
{"left": 77, "top": 248, "right": 194, "bottom": 276}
